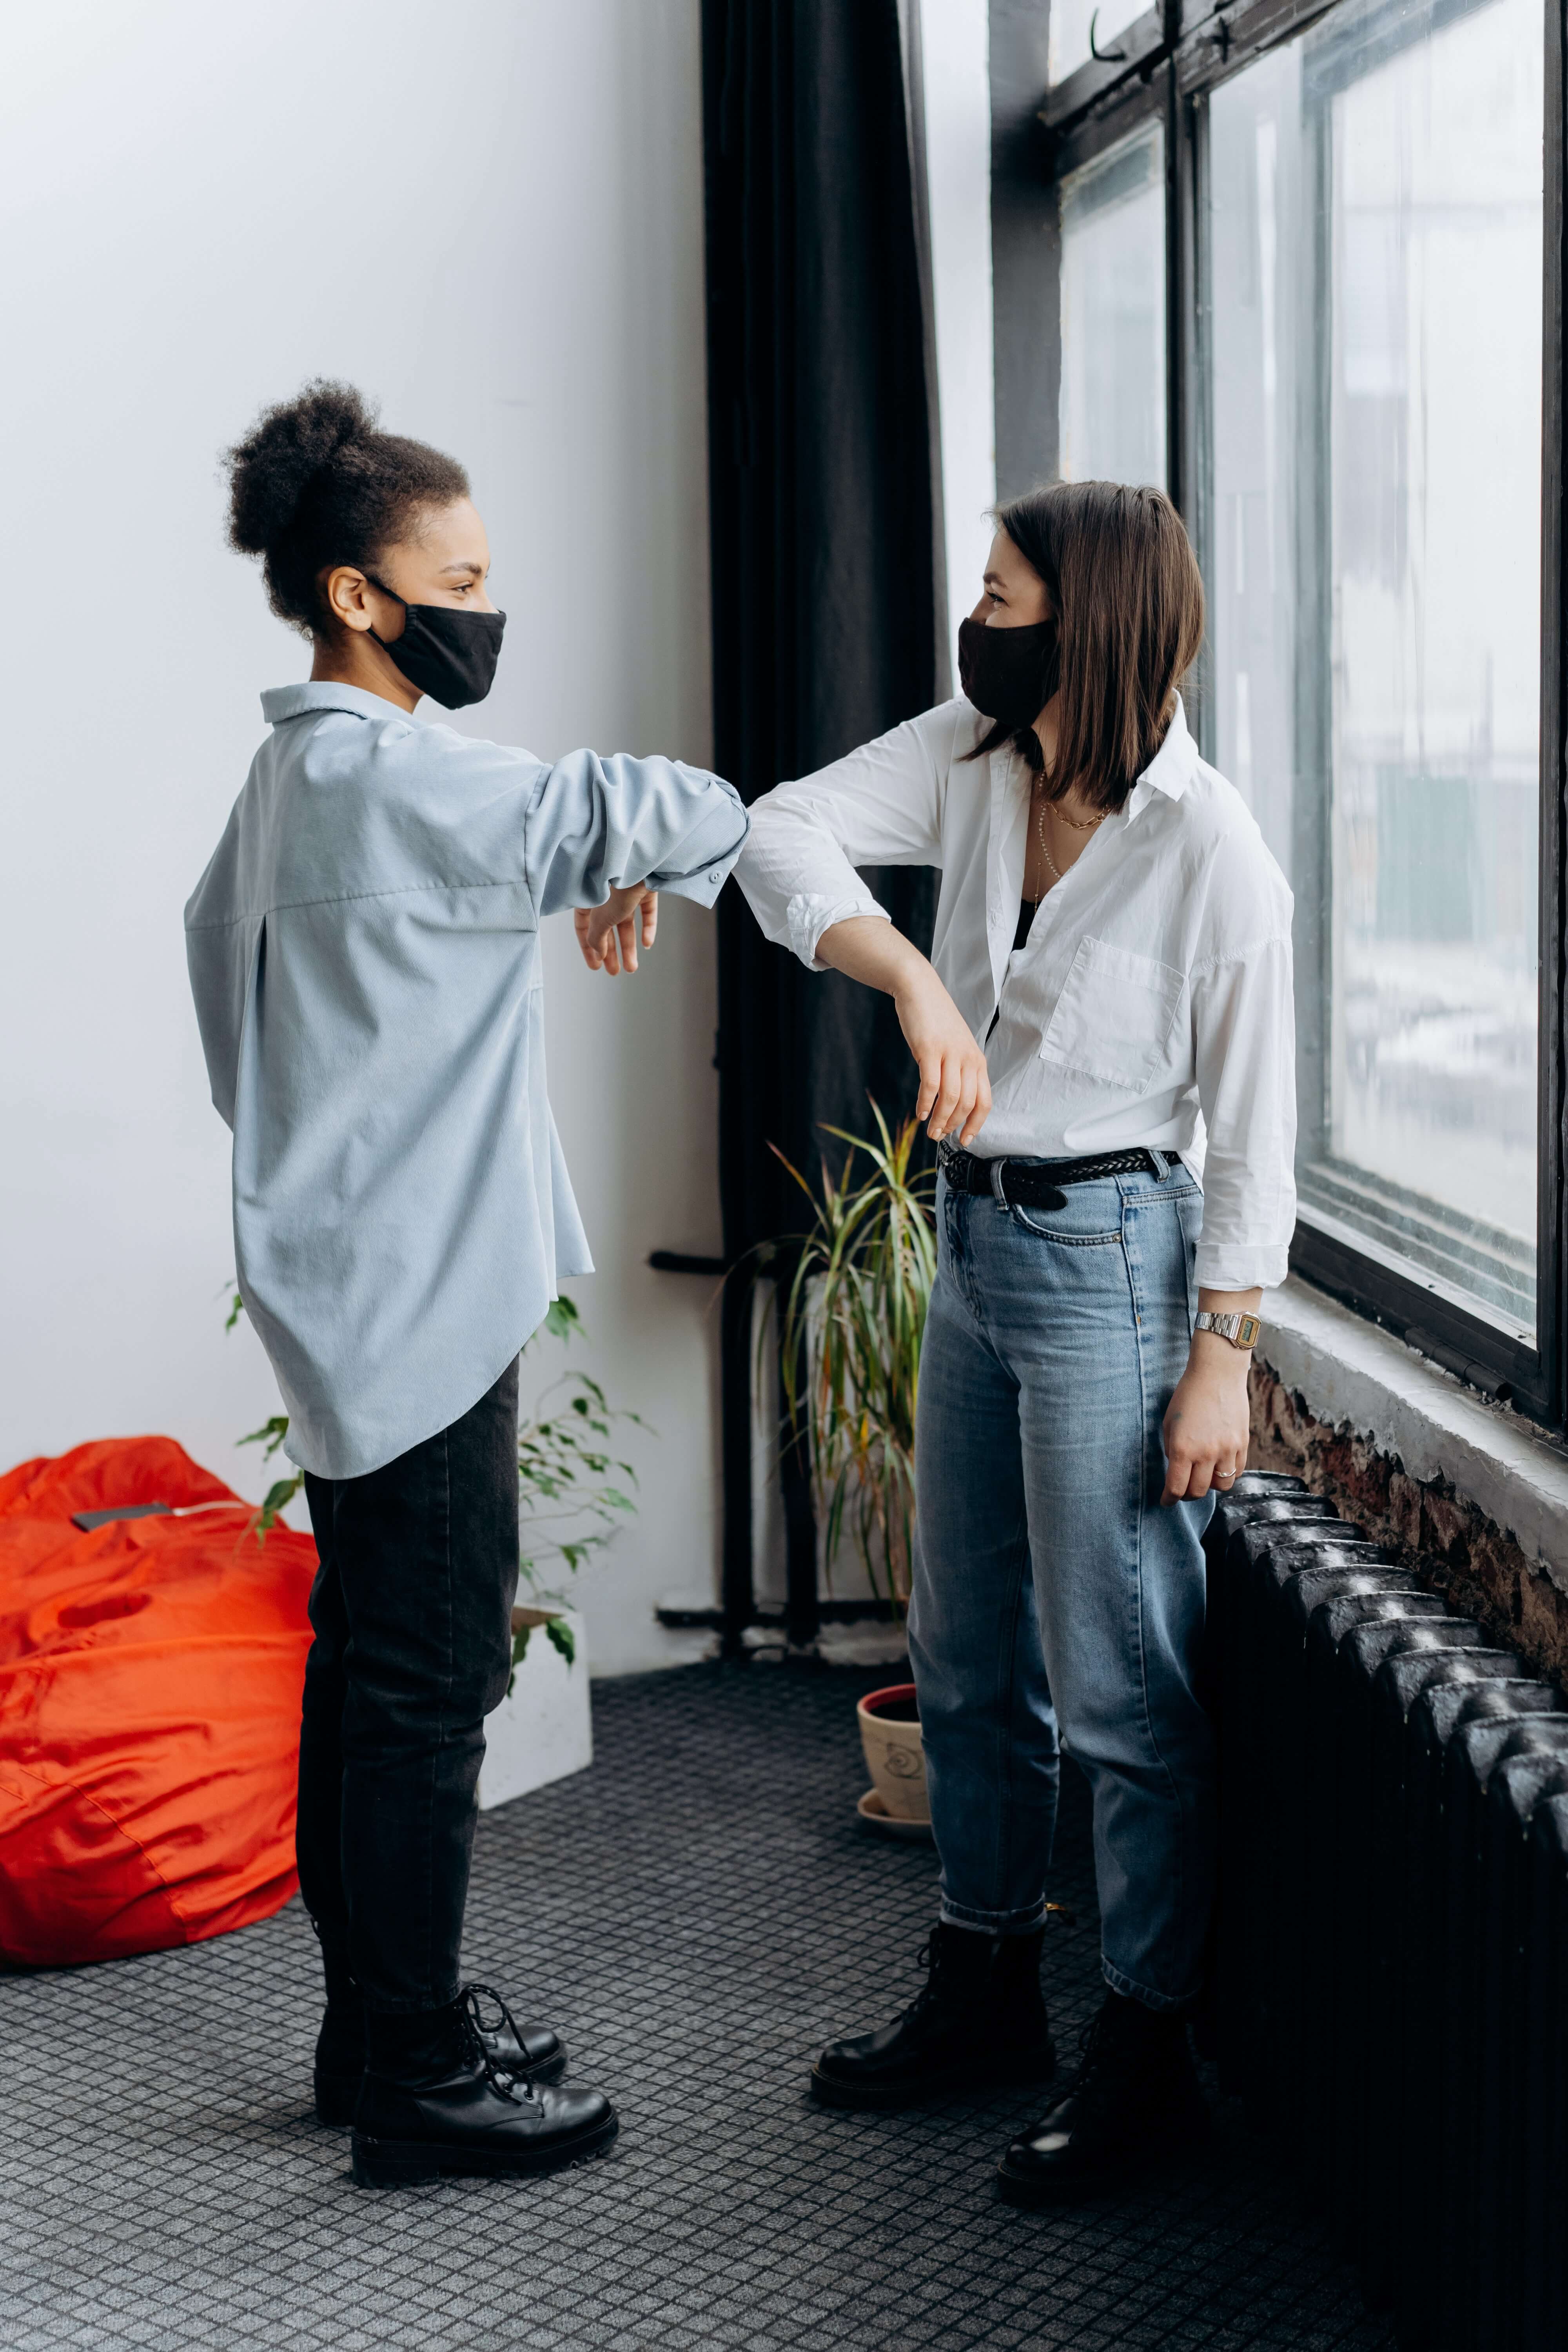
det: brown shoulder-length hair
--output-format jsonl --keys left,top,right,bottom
{"left": 964, "top": 480, "right": 1205, "bottom": 811}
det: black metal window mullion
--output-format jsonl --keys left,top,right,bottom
{"left": 1178, "top": 74, "right": 1209, "bottom": 739}
{"left": 1541, "top": 0, "right": 1567, "bottom": 1428}
{"left": 1283, "top": 64, "right": 1338, "bottom": 1328}
{"left": 1163, "top": 44, "right": 1187, "bottom": 515}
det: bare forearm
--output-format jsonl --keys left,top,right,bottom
{"left": 815, "top": 916, "right": 991, "bottom": 1147}
{"left": 1187, "top": 1286, "right": 1262, "bottom": 1381}
{"left": 815, "top": 915, "right": 933, "bottom": 995}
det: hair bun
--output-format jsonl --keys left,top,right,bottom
{"left": 225, "top": 381, "right": 379, "bottom": 557}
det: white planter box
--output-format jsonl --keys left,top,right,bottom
{"left": 477, "top": 1606, "right": 593, "bottom": 1811}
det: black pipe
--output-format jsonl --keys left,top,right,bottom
{"left": 773, "top": 1247, "right": 820, "bottom": 1648}
{"left": 718, "top": 1263, "right": 755, "bottom": 1658}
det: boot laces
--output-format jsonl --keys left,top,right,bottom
{"left": 457, "top": 1983, "right": 536, "bottom": 2105}
{"left": 901, "top": 1934, "right": 967, "bottom": 2026}
{"left": 1067, "top": 2003, "right": 1143, "bottom": 2102}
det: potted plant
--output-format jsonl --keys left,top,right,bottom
{"left": 774, "top": 1107, "right": 936, "bottom": 1835}
{"left": 230, "top": 1294, "right": 641, "bottom": 1807}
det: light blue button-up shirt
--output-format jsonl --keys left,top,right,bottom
{"left": 185, "top": 682, "right": 747, "bottom": 1480}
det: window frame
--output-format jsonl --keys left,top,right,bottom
{"left": 1025, "top": 0, "right": 1567, "bottom": 1425}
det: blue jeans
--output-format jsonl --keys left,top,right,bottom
{"left": 907, "top": 1166, "right": 1216, "bottom": 2010}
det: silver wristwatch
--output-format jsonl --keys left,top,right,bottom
{"left": 1194, "top": 1309, "right": 1262, "bottom": 1352}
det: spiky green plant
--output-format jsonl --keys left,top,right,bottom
{"left": 227, "top": 1292, "right": 643, "bottom": 1689}
{"left": 773, "top": 1105, "right": 936, "bottom": 1617}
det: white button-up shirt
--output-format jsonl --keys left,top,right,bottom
{"left": 734, "top": 693, "right": 1295, "bottom": 1291}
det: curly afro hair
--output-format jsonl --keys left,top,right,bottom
{"left": 225, "top": 381, "right": 470, "bottom": 636}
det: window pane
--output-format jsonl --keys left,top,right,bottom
{"left": 1060, "top": 124, "right": 1166, "bottom": 487}
{"left": 1208, "top": 0, "right": 1543, "bottom": 1339}
{"left": 1050, "top": 0, "right": 1148, "bottom": 86}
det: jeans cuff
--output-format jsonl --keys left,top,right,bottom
{"left": 939, "top": 1894, "right": 1048, "bottom": 1935}
{"left": 1100, "top": 1955, "right": 1200, "bottom": 2013}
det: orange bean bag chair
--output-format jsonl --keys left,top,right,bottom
{"left": 0, "top": 1436, "right": 318, "bottom": 1965}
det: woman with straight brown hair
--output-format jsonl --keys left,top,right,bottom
{"left": 735, "top": 482, "right": 1295, "bottom": 2199}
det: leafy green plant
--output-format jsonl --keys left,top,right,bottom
{"left": 507, "top": 1296, "right": 644, "bottom": 1690}
{"left": 226, "top": 1290, "right": 643, "bottom": 1688}
{"left": 773, "top": 1105, "right": 936, "bottom": 1618}
{"left": 238, "top": 1410, "right": 305, "bottom": 1536}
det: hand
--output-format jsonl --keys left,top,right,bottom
{"left": 575, "top": 887, "right": 659, "bottom": 975}
{"left": 1160, "top": 1333, "right": 1252, "bottom": 1504}
{"left": 895, "top": 967, "right": 992, "bottom": 1147}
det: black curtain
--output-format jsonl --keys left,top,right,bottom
{"left": 701, "top": 0, "right": 944, "bottom": 1261}
{"left": 699, "top": 0, "right": 947, "bottom": 1642}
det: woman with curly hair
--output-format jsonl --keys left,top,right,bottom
{"left": 185, "top": 383, "right": 746, "bottom": 2189}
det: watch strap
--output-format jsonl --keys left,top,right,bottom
{"left": 1195, "top": 1309, "right": 1261, "bottom": 1351}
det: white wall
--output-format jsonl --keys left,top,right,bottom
{"left": 0, "top": 0, "right": 721, "bottom": 1673}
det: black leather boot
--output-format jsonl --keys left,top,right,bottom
{"left": 314, "top": 1960, "right": 567, "bottom": 2128}
{"left": 811, "top": 1921, "right": 1056, "bottom": 2110}
{"left": 996, "top": 1987, "right": 1210, "bottom": 2203}
{"left": 351, "top": 1998, "right": 616, "bottom": 2188}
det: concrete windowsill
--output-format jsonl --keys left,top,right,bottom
{"left": 1258, "top": 1276, "right": 1568, "bottom": 1604}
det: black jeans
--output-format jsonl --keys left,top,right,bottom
{"left": 297, "top": 1360, "right": 520, "bottom": 2013}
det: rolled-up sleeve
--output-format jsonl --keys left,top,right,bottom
{"left": 526, "top": 751, "right": 749, "bottom": 915}
{"left": 1190, "top": 835, "right": 1297, "bottom": 1290}
{"left": 735, "top": 705, "right": 955, "bottom": 970}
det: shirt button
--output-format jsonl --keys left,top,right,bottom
{"left": 709, "top": 870, "right": 720, "bottom": 884}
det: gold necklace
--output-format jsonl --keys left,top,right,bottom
{"left": 1034, "top": 790, "right": 1105, "bottom": 887}
{"left": 1036, "top": 802, "right": 1063, "bottom": 885}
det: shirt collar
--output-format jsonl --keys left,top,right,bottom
{"left": 1121, "top": 693, "right": 1198, "bottom": 824}
{"left": 261, "top": 682, "right": 423, "bottom": 726}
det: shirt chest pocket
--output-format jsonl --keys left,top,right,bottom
{"left": 1038, "top": 935, "right": 1187, "bottom": 1092}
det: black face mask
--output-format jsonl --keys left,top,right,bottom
{"left": 957, "top": 614, "right": 1060, "bottom": 733}
{"left": 367, "top": 580, "right": 506, "bottom": 709}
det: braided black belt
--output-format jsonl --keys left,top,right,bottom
{"left": 938, "top": 1143, "right": 1169, "bottom": 1212}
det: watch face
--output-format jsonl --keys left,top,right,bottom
{"left": 1237, "top": 1314, "right": 1261, "bottom": 1347}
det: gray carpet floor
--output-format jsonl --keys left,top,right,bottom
{"left": 1, "top": 1661, "right": 1394, "bottom": 2351}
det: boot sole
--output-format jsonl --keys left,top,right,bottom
{"left": 809, "top": 2045, "right": 1057, "bottom": 2114}
{"left": 996, "top": 2150, "right": 1161, "bottom": 2205}
{"left": 994, "top": 2109, "right": 1212, "bottom": 2205}
{"left": 316, "top": 2045, "right": 568, "bottom": 2128}
{"left": 350, "top": 2109, "right": 618, "bottom": 2189}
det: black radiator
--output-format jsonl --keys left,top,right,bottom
{"left": 1208, "top": 1471, "right": 1568, "bottom": 2349}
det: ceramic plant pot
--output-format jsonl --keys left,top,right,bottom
{"left": 856, "top": 1681, "right": 929, "bottom": 1823}
{"left": 477, "top": 1605, "right": 592, "bottom": 1811}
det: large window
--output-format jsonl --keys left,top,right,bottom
{"left": 1037, "top": 0, "right": 1559, "bottom": 1415}
{"left": 1209, "top": 0, "right": 1543, "bottom": 1340}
